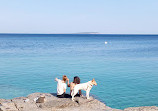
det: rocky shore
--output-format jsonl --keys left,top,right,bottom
{"left": 0, "top": 93, "right": 158, "bottom": 111}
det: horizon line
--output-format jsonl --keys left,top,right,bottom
{"left": 0, "top": 33, "right": 158, "bottom": 35}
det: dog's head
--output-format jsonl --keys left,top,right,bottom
{"left": 91, "top": 78, "right": 97, "bottom": 85}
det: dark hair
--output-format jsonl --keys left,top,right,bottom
{"left": 73, "top": 76, "right": 80, "bottom": 84}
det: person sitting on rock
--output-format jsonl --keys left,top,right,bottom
{"left": 67, "top": 76, "right": 82, "bottom": 97}
{"left": 55, "top": 75, "right": 69, "bottom": 98}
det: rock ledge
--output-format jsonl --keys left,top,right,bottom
{"left": 0, "top": 93, "right": 157, "bottom": 111}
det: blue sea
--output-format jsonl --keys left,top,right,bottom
{"left": 0, "top": 34, "right": 158, "bottom": 109}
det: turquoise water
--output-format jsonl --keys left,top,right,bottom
{"left": 0, "top": 34, "right": 158, "bottom": 109}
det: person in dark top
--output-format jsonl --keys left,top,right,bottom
{"left": 67, "top": 76, "right": 82, "bottom": 97}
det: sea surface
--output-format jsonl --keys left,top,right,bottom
{"left": 0, "top": 34, "right": 158, "bottom": 109}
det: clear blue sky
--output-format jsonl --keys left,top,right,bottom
{"left": 0, "top": 0, "right": 158, "bottom": 34}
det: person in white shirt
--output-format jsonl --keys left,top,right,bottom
{"left": 55, "top": 75, "right": 69, "bottom": 98}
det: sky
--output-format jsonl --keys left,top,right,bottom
{"left": 0, "top": 0, "right": 158, "bottom": 34}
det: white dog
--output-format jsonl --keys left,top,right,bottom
{"left": 71, "top": 78, "right": 97, "bottom": 101}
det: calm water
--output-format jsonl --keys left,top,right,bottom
{"left": 0, "top": 34, "right": 158, "bottom": 109}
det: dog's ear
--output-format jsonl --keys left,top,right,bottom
{"left": 92, "top": 78, "right": 95, "bottom": 82}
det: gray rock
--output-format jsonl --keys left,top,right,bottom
{"left": 11, "top": 96, "right": 38, "bottom": 111}
{"left": 0, "top": 93, "right": 157, "bottom": 111}
{"left": 0, "top": 100, "right": 18, "bottom": 111}
{"left": 124, "top": 106, "right": 158, "bottom": 111}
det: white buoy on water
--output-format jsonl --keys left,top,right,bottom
{"left": 104, "top": 41, "right": 108, "bottom": 44}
